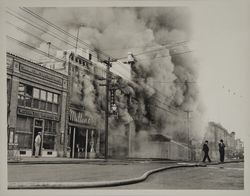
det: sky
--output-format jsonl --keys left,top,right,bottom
{"left": 191, "top": 1, "right": 250, "bottom": 140}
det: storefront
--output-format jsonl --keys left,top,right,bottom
{"left": 7, "top": 53, "right": 68, "bottom": 158}
{"left": 67, "top": 108, "right": 101, "bottom": 159}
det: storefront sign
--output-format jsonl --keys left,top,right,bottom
{"left": 69, "top": 109, "right": 96, "bottom": 126}
{"left": 17, "top": 107, "right": 60, "bottom": 121}
{"left": 19, "top": 64, "right": 63, "bottom": 85}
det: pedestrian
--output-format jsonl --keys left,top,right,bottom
{"left": 219, "top": 139, "right": 225, "bottom": 163}
{"left": 35, "top": 132, "right": 41, "bottom": 158}
{"left": 202, "top": 140, "right": 211, "bottom": 163}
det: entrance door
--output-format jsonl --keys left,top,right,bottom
{"left": 32, "top": 119, "right": 44, "bottom": 156}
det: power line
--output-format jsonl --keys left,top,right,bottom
{"left": 6, "top": 9, "right": 78, "bottom": 49}
{"left": 137, "top": 50, "right": 193, "bottom": 62}
{"left": 20, "top": 7, "right": 115, "bottom": 61}
{"left": 6, "top": 8, "right": 192, "bottom": 116}
{"left": 6, "top": 21, "right": 61, "bottom": 51}
{"left": 7, "top": 36, "right": 65, "bottom": 63}
{"left": 116, "top": 40, "right": 189, "bottom": 60}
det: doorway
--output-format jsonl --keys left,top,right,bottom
{"left": 32, "top": 119, "right": 44, "bottom": 156}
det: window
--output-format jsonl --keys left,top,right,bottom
{"left": 40, "top": 90, "right": 46, "bottom": 100}
{"left": 43, "top": 135, "right": 55, "bottom": 150}
{"left": 18, "top": 84, "right": 25, "bottom": 95}
{"left": 33, "top": 88, "right": 40, "bottom": 99}
{"left": 53, "top": 94, "right": 58, "bottom": 104}
{"left": 44, "top": 120, "right": 57, "bottom": 133}
{"left": 16, "top": 116, "right": 33, "bottom": 133}
{"left": 17, "top": 84, "right": 59, "bottom": 113}
{"left": 33, "top": 99, "right": 39, "bottom": 109}
{"left": 47, "top": 92, "right": 53, "bottom": 102}
{"left": 26, "top": 85, "right": 33, "bottom": 97}
{"left": 40, "top": 100, "right": 46, "bottom": 110}
{"left": 18, "top": 95, "right": 25, "bottom": 106}
{"left": 25, "top": 96, "right": 32, "bottom": 107}
{"left": 17, "top": 133, "right": 32, "bottom": 149}
{"left": 47, "top": 102, "right": 52, "bottom": 111}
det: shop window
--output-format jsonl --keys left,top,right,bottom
{"left": 43, "top": 135, "right": 55, "bottom": 150}
{"left": 17, "top": 133, "right": 32, "bottom": 149}
{"left": 44, "top": 120, "right": 57, "bottom": 133}
{"left": 16, "top": 116, "right": 33, "bottom": 133}
{"left": 52, "top": 121, "right": 57, "bottom": 133}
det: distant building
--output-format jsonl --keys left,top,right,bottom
{"left": 203, "top": 122, "right": 242, "bottom": 161}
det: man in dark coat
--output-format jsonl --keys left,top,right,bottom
{"left": 219, "top": 139, "right": 225, "bottom": 163}
{"left": 202, "top": 140, "right": 211, "bottom": 162}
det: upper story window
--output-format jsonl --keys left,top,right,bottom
{"left": 17, "top": 83, "right": 59, "bottom": 113}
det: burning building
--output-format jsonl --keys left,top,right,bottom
{"left": 6, "top": 7, "right": 205, "bottom": 160}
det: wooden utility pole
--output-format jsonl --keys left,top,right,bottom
{"left": 184, "top": 110, "right": 192, "bottom": 160}
{"left": 102, "top": 58, "right": 112, "bottom": 159}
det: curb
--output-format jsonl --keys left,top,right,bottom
{"left": 8, "top": 163, "right": 200, "bottom": 189}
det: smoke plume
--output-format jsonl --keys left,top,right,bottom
{"left": 7, "top": 7, "right": 205, "bottom": 156}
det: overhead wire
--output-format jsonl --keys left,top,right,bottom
{"left": 20, "top": 7, "right": 116, "bottom": 61}
{"left": 6, "top": 7, "right": 191, "bottom": 115}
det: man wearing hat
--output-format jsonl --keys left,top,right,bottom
{"left": 219, "top": 139, "right": 226, "bottom": 163}
{"left": 202, "top": 140, "right": 211, "bottom": 163}
{"left": 35, "top": 132, "right": 42, "bottom": 158}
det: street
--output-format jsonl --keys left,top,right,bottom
{"left": 109, "top": 162, "right": 244, "bottom": 190}
{"left": 8, "top": 161, "right": 244, "bottom": 189}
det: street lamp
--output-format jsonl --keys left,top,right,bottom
{"left": 110, "top": 103, "right": 117, "bottom": 114}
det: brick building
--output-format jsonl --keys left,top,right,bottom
{"left": 7, "top": 53, "right": 68, "bottom": 158}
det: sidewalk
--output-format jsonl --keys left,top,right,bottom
{"left": 8, "top": 156, "right": 179, "bottom": 165}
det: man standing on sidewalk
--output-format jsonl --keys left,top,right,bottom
{"left": 219, "top": 139, "right": 225, "bottom": 163}
{"left": 35, "top": 132, "right": 41, "bottom": 158}
{"left": 202, "top": 140, "right": 211, "bottom": 163}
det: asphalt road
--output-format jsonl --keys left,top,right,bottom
{"left": 8, "top": 161, "right": 174, "bottom": 182}
{"left": 108, "top": 162, "right": 244, "bottom": 190}
{"left": 8, "top": 161, "right": 244, "bottom": 190}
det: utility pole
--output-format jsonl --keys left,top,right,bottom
{"left": 184, "top": 110, "right": 192, "bottom": 161}
{"left": 101, "top": 58, "right": 112, "bottom": 159}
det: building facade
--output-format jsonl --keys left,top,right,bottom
{"left": 7, "top": 53, "right": 68, "bottom": 158}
